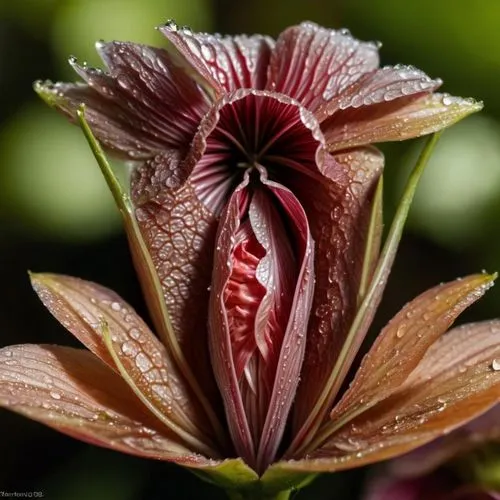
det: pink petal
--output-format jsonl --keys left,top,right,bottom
{"left": 208, "top": 175, "right": 314, "bottom": 472}
{"left": 290, "top": 148, "right": 384, "bottom": 438}
{"left": 159, "top": 23, "right": 274, "bottom": 95}
{"left": 323, "top": 91, "right": 482, "bottom": 152}
{"left": 267, "top": 22, "right": 379, "bottom": 114}
{"left": 35, "top": 41, "right": 208, "bottom": 159}
{"left": 0, "top": 344, "right": 205, "bottom": 464}
{"left": 330, "top": 274, "right": 495, "bottom": 426}
{"left": 30, "top": 273, "right": 218, "bottom": 456}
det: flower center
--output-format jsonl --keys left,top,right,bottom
{"left": 191, "top": 90, "right": 321, "bottom": 215}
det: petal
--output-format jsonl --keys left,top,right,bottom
{"left": 131, "top": 182, "right": 221, "bottom": 410}
{"left": 329, "top": 274, "right": 495, "bottom": 427}
{"left": 317, "top": 64, "right": 441, "bottom": 122}
{"left": 277, "top": 319, "right": 500, "bottom": 472}
{"left": 208, "top": 177, "right": 314, "bottom": 472}
{"left": 290, "top": 148, "right": 383, "bottom": 438}
{"left": 323, "top": 92, "right": 482, "bottom": 152}
{"left": 267, "top": 22, "right": 379, "bottom": 114}
{"left": 389, "top": 404, "right": 500, "bottom": 479}
{"left": 0, "top": 344, "right": 203, "bottom": 464}
{"left": 208, "top": 183, "right": 255, "bottom": 466}
{"left": 256, "top": 176, "right": 315, "bottom": 471}
{"left": 159, "top": 23, "right": 274, "bottom": 95}
{"left": 286, "top": 134, "right": 440, "bottom": 459}
{"left": 30, "top": 273, "right": 218, "bottom": 456}
{"left": 35, "top": 41, "right": 208, "bottom": 159}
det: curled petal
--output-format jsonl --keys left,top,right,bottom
{"left": 330, "top": 274, "right": 495, "bottom": 428}
{"left": 0, "top": 344, "right": 201, "bottom": 464}
{"left": 30, "top": 273, "right": 218, "bottom": 455}
{"left": 159, "top": 23, "right": 274, "bottom": 95}
{"left": 208, "top": 176, "right": 314, "bottom": 472}
{"left": 323, "top": 92, "right": 482, "bottom": 151}
{"left": 267, "top": 21, "right": 379, "bottom": 114}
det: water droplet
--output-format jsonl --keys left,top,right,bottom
{"left": 396, "top": 325, "right": 406, "bottom": 339}
{"left": 111, "top": 302, "right": 121, "bottom": 311}
{"left": 163, "top": 19, "right": 178, "bottom": 32}
{"left": 491, "top": 359, "right": 500, "bottom": 371}
{"left": 4, "top": 350, "right": 12, "bottom": 357}
{"left": 50, "top": 391, "right": 61, "bottom": 400}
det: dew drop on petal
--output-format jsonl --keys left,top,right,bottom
{"left": 50, "top": 391, "right": 61, "bottom": 400}
{"left": 491, "top": 359, "right": 500, "bottom": 371}
{"left": 111, "top": 302, "right": 121, "bottom": 311}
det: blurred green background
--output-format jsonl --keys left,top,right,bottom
{"left": 1, "top": 0, "right": 500, "bottom": 498}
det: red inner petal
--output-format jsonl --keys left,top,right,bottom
{"left": 224, "top": 221, "right": 266, "bottom": 383}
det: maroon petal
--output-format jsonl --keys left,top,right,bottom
{"left": 317, "top": 64, "right": 441, "bottom": 123}
{"left": 329, "top": 274, "right": 495, "bottom": 427}
{"left": 0, "top": 344, "right": 205, "bottom": 464}
{"left": 35, "top": 41, "right": 209, "bottom": 159}
{"left": 30, "top": 273, "right": 219, "bottom": 456}
{"left": 130, "top": 182, "right": 221, "bottom": 408}
{"left": 289, "top": 148, "right": 384, "bottom": 439}
{"left": 267, "top": 22, "right": 379, "bottom": 115}
{"left": 159, "top": 23, "right": 274, "bottom": 96}
{"left": 208, "top": 175, "right": 314, "bottom": 472}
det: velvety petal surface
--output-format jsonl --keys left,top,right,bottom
{"left": 323, "top": 92, "right": 482, "bottom": 152}
{"left": 0, "top": 344, "right": 204, "bottom": 463}
{"left": 35, "top": 41, "right": 208, "bottom": 160}
{"left": 159, "top": 23, "right": 274, "bottom": 95}
{"left": 330, "top": 274, "right": 495, "bottom": 427}
{"left": 266, "top": 22, "right": 379, "bottom": 114}
{"left": 30, "top": 273, "right": 218, "bottom": 455}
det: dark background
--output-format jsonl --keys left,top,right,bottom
{"left": 1, "top": 0, "right": 500, "bottom": 498}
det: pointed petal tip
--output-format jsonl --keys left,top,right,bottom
{"left": 33, "top": 80, "right": 62, "bottom": 107}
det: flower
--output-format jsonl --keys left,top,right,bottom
{"left": 1, "top": 20, "right": 499, "bottom": 498}
{"left": 363, "top": 403, "right": 500, "bottom": 499}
